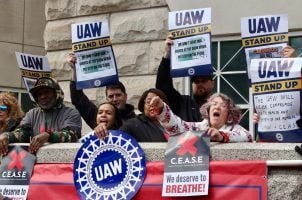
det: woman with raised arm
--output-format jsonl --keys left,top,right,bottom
{"left": 149, "top": 93, "right": 252, "bottom": 142}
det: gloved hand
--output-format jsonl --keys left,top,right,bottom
{"left": 296, "top": 119, "right": 302, "bottom": 129}
{"left": 295, "top": 144, "right": 302, "bottom": 155}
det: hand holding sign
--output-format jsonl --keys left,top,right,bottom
{"left": 164, "top": 35, "right": 173, "bottom": 59}
{"left": 282, "top": 45, "right": 296, "bottom": 58}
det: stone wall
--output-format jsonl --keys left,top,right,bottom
{"left": 0, "top": 0, "right": 46, "bottom": 89}
{"left": 45, "top": 0, "right": 180, "bottom": 133}
{"left": 44, "top": 0, "right": 302, "bottom": 134}
{"left": 45, "top": 0, "right": 175, "bottom": 109}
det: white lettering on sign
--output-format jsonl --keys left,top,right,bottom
{"left": 170, "top": 156, "right": 203, "bottom": 165}
{"left": 2, "top": 171, "right": 27, "bottom": 178}
{"left": 95, "top": 158, "right": 122, "bottom": 181}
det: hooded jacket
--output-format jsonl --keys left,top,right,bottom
{"left": 8, "top": 77, "right": 82, "bottom": 143}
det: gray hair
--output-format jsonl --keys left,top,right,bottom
{"left": 200, "top": 93, "right": 242, "bottom": 125}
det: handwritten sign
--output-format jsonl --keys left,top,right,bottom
{"left": 169, "top": 8, "right": 213, "bottom": 77}
{"left": 251, "top": 58, "right": 302, "bottom": 142}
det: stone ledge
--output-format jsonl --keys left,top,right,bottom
{"left": 11, "top": 142, "right": 302, "bottom": 199}
{"left": 25, "top": 142, "right": 302, "bottom": 163}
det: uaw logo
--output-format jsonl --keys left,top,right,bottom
{"left": 275, "top": 132, "right": 284, "bottom": 142}
{"left": 74, "top": 130, "right": 146, "bottom": 200}
{"left": 188, "top": 68, "right": 195, "bottom": 76}
{"left": 94, "top": 79, "right": 101, "bottom": 87}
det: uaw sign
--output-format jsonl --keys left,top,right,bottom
{"left": 71, "top": 19, "right": 119, "bottom": 89}
{"left": 169, "top": 7, "right": 213, "bottom": 78}
{"left": 15, "top": 52, "right": 52, "bottom": 101}
{"left": 74, "top": 130, "right": 146, "bottom": 200}
{"left": 250, "top": 58, "right": 302, "bottom": 142}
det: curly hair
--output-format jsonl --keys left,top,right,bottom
{"left": 0, "top": 92, "right": 24, "bottom": 132}
{"left": 200, "top": 93, "right": 242, "bottom": 125}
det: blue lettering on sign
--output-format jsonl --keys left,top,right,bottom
{"left": 175, "top": 10, "right": 204, "bottom": 26}
{"left": 258, "top": 60, "right": 292, "bottom": 78}
{"left": 95, "top": 158, "right": 122, "bottom": 181}
{"left": 77, "top": 22, "right": 102, "bottom": 39}
{"left": 248, "top": 17, "right": 280, "bottom": 34}
{"left": 21, "top": 55, "right": 43, "bottom": 70}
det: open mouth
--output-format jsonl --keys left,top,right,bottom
{"left": 213, "top": 111, "right": 220, "bottom": 118}
{"left": 98, "top": 119, "right": 108, "bottom": 125}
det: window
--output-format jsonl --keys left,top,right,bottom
{"left": 0, "top": 88, "right": 35, "bottom": 113}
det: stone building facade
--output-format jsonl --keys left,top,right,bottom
{"left": 44, "top": 0, "right": 302, "bottom": 133}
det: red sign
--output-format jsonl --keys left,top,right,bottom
{"left": 28, "top": 161, "right": 267, "bottom": 200}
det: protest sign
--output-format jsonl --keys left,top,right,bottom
{"left": 74, "top": 130, "right": 146, "bottom": 200}
{"left": 28, "top": 160, "right": 267, "bottom": 200}
{"left": 162, "top": 131, "right": 210, "bottom": 197}
{"left": 250, "top": 58, "right": 302, "bottom": 142}
{"left": 241, "top": 14, "right": 288, "bottom": 78}
{"left": 0, "top": 146, "right": 36, "bottom": 200}
{"left": 15, "top": 52, "right": 52, "bottom": 101}
{"left": 169, "top": 8, "right": 213, "bottom": 77}
{"left": 71, "top": 20, "right": 119, "bottom": 89}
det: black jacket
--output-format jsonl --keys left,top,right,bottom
{"left": 70, "top": 81, "right": 135, "bottom": 129}
{"left": 119, "top": 114, "right": 167, "bottom": 142}
{"left": 155, "top": 57, "right": 202, "bottom": 122}
{"left": 1, "top": 118, "right": 21, "bottom": 133}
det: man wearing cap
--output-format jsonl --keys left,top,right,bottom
{"left": 67, "top": 53, "right": 136, "bottom": 129}
{"left": 0, "top": 77, "right": 82, "bottom": 155}
{"left": 156, "top": 35, "right": 214, "bottom": 122}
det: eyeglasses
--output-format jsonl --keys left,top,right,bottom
{"left": 144, "top": 99, "right": 152, "bottom": 105}
{"left": 0, "top": 105, "right": 8, "bottom": 112}
{"left": 210, "top": 101, "right": 228, "bottom": 109}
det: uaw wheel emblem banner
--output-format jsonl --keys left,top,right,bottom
{"left": 74, "top": 130, "right": 146, "bottom": 200}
